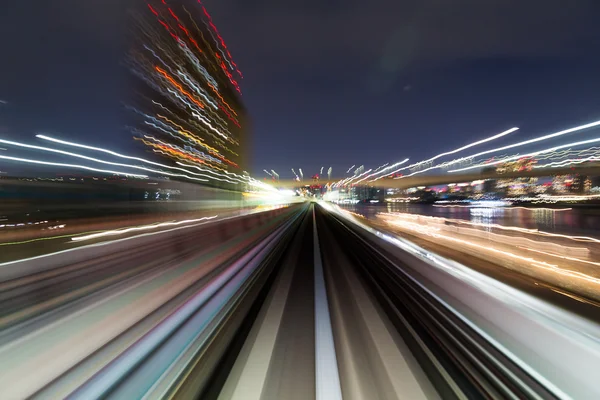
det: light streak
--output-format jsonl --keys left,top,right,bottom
{"left": 435, "top": 204, "right": 481, "bottom": 208}
{"left": 449, "top": 136, "right": 600, "bottom": 173}
{"left": 413, "top": 127, "right": 519, "bottom": 168}
{"left": 155, "top": 65, "right": 205, "bottom": 109}
{"left": 535, "top": 194, "right": 600, "bottom": 201}
{"left": 346, "top": 165, "right": 355, "bottom": 174}
{"left": 37, "top": 134, "right": 213, "bottom": 178}
{"left": 175, "top": 41, "right": 219, "bottom": 89}
{"left": 0, "top": 137, "right": 211, "bottom": 183}
{"left": 379, "top": 212, "right": 600, "bottom": 273}
{"left": 535, "top": 156, "right": 600, "bottom": 169}
{"left": 372, "top": 127, "right": 519, "bottom": 181}
{"left": 519, "top": 247, "right": 600, "bottom": 268}
{"left": 365, "top": 158, "right": 410, "bottom": 181}
{"left": 432, "top": 204, "right": 572, "bottom": 212}
{"left": 177, "top": 70, "right": 218, "bottom": 109}
{"left": 445, "top": 120, "right": 600, "bottom": 173}
{"left": 505, "top": 206, "right": 573, "bottom": 211}
{"left": 175, "top": 162, "right": 240, "bottom": 184}
{"left": 507, "top": 147, "right": 600, "bottom": 164}
{"left": 0, "top": 213, "right": 260, "bottom": 270}
{"left": 144, "top": 139, "right": 212, "bottom": 167}
{"left": 206, "top": 81, "right": 237, "bottom": 116}
{"left": 357, "top": 158, "right": 409, "bottom": 184}
{"left": 391, "top": 212, "right": 599, "bottom": 244}
{"left": 543, "top": 286, "right": 600, "bottom": 308}
{"left": 382, "top": 121, "right": 600, "bottom": 180}
{"left": 344, "top": 169, "right": 373, "bottom": 185}
{"left": 191, "top": 111, "right": 232, "bottom": 142}
{"left": 395, "top": 163, "right": 450, "bottom": 179}
{"left": 0, "top": 223, "right": 148, "bottom": 247}
{"left": 0, "top": 232, "right": 101, "bottom": 247}
{"left": 386, "top": 197, "right": 420, "bottom": 202}
{"left": 374, "top": 162, "right": 389, "bottom": 172}
{"left": 333, "top": 165, "right": 369, "bottom": 187}
{"left": 380, "top": 214, "right": 600, "bottom": 286}
{"left": 71, "top": 215, "right": 219, "bottom": 242}
{"left": 155, "top": 114, "right": 223, "bottom": 157}
{"left": 0, "top": 155, "right": 147, "bottom": 178}
{"left": 198, "top": 1, "right": 243, "bottom": 79}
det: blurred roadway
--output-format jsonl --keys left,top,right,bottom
{"left": 369, "top": 211, "right": 600, "bottom": 320}
{"left": 0, "top": 204, "right": 284, "bottom": 263}
{"left": 1, "top": 202, "right": 599, "bottom": 399}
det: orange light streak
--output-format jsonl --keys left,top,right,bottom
{"left": 155, "top": 66, "right": 205, "bottom": 109}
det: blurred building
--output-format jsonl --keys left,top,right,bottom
{"left": 584, "top": 177, "right": 593, "bottom": 194}
{"left": 495, "top": 157, "right": 536, "bottom": 174}
{"left": 355, "top": 186, "right": 384, "bottom": 204}
{"left": 483, "top": 179, "right": 497, "bottom": 195}
{"left": 552, "top": 175, "right": 573, "bottom": 194}
{"left": 493, "top": 158, "right": 539, "bottom": 196}
{"left": 571, "top": 175, "right": 587, "bottom": 194}
{"left": 126, "top": 0, "right": 249, "bottom": 189}
{"left": 323, "top": 186, "right": 384, "bottom": 204}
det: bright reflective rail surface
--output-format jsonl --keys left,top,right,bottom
{"left": 0, "top": 197, "right": 599, "bottom": 399}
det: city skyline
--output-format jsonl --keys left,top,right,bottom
{"left": 1, "top": 1, "right": 600, "bottom": 179}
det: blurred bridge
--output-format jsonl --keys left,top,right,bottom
{"left": 273, "top": 164, "right": 600, "bottom": 189}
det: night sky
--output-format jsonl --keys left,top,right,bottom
{"left": 2, "top": 0, "right": 600, "bottom": 179}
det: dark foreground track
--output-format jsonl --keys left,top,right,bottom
{"left": 1, "top": 203, "right": 599, "bottom": 399}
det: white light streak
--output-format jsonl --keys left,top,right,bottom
{"left": 449, "top": 136, "right": 600, "bottom": 173}
{"left": 1, "top": 138, "right": 208, "bottom": 182}
{"left": 345, "top": 169, "right": 373, "bottom": 185}
{"left": 443, "top": 120, "right": 600, "bottom": 173}
{"left": 414, "top": 127, "right": 519, "bottom": 168}
{"left": 176, "top": 162, "right": 239, "bottom": 184}
{"left": 191, "top": 112, "right": 231, "bottom": 141}
{"left": 365, "top": 158, "right": 410, "bottom": 182}
{"left": 38, "top": 134, "right": 185, "bottom": 170}
{"left": 535, "top": 156, "right": 600, "bottom": 169}
{"left": 374, "top": 162, "right": 389, "bottom": 172}
{"left": 356, "top": 158, "right": 409, "bottom": 183}
{"left": 71, "top": 215, "right": 219, "bottom": 242}
{"left": 37, "top": 134, "right": 243, "bottom": 183}
{"left": 0, "top": 155, "right": 147, "bottom": 177}
{"left": 372, "top": 127, "right": 518, "bottom": 182}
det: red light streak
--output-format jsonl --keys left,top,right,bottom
{"left": 165, "top": 6, "right": 205, "bottom": 55}
{"left": 198, "top": 1, "right": 243, "bottom": 79}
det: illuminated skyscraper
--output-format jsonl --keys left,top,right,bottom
{"left": 126, "top": 0, "right": 249, "bottom": 188}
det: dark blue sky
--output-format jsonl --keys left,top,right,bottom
{"left": 2, "top": 0, "right": 600, "bottom": 178}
